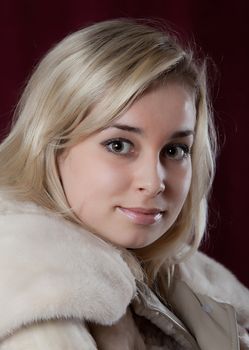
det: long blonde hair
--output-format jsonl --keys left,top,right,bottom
{"left": 0, "top": 19, "right": 216, "bottom": 285}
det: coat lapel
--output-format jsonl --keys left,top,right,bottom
{"left": 168, "top": 280, "right": 240, "bottom": 350}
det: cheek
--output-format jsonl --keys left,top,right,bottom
{"left": 74, "top": 162, "right": 130, "bottom": 220}
{"left": 59, "top": 154, "right": 130, "bottom": 209}
{"left": 182, "top": 166, "right": 192, "bottom": 195}
{"left": 86, "top": 159, "right": 130, "bottom": 193}
{"left": 171, "top": 162, "right": 192, "bottom": 202}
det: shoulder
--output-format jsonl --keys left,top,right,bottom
{"left": 0, "top": 192, "right": 136, "bottom": 340}
{"left": 175, "top": 250, "right": 249, "bottom": 328}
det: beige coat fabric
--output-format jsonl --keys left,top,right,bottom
{"left": 0, "top": 193, "right": 248, "bottom": 349}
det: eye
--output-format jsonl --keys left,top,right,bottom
{"left": 102, "top": 138, "right": 134, "bottom": 155}
{"left": 164, "top": 144, "right": 191, "bottom": 160}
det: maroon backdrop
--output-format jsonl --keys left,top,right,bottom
{"left": 1, "top": 0, "right": 249, "bottom": 287}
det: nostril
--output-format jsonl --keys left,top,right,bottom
{"left": 137, "top": 183, "right": 165, "bottom": 196}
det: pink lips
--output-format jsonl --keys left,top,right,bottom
{"left": 117, "top": 207, "right": 164, "bottom": 225}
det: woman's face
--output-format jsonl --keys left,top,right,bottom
{"left": 58, "top": 83, "right": 196, "bottom": 249}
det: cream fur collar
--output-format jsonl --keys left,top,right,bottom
{"left": 0, "top": 194, "right": 136, "bottom": 338}
{"left": 1, "top": 194, "right": 249, "bottom": 341}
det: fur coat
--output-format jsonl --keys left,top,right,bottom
{"left": 0, "top": 193, "right": 248, "bottom": 349}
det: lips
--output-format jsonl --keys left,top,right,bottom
{"left": 117, "top": 206, "right": 165, "bottom": 225}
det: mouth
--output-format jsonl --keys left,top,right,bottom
{"left": 117, "top": 206, "right": 165, "bottom": 225}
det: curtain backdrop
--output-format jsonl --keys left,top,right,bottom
{"left": 1, "top": 0, "right": 249, "bottom": 287}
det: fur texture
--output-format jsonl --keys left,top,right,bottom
{"left": 0, "top": 194, "right": 136, "bottom": 339}
{"left": 0, "top": 193, "right": 248, "bottom": 349}
{"left": 177, "top": 250, "right": 249, "bottom": 329}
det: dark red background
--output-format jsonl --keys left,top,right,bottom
{"left": 1, "top": 1, "right": 249, "bottom": 287}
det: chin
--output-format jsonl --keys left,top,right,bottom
{"left": 114, "top": 238, "right": 146, "bottom": 249}
{"left": 124, "top": 239, "right": 154, "bottom": 250}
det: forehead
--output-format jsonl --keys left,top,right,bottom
{"left": 112, "top": 83, "right": 196, "bottom": 136}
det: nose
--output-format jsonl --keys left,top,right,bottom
{"left": 135, "top": 155, "right": 166, "bottom": 197}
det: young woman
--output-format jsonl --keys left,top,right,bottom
{"left": 0, "top": 19, "right": 248, "bottom": 350}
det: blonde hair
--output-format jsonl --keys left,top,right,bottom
{"left": 0, "top": 19, "right": 216, "bottom": 286}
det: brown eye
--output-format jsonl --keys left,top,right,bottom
{"left": 103, "top": 138, "right": 134, "bottom": 155}
{"left": 164, "top": 144, "right": 191, "bottom": 160}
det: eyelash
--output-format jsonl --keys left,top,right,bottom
{"left": 101, "top": 138, "right": 134, "bottom": 156}
{"left": 101, "top": 137, "right": 191, "bottom": 160}
{"left": 164, "top": 143, "right": 191, "bottom": 160}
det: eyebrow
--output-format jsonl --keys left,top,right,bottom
{"left": 108, "top": 124, "right": 143, "bottom": 134}
{"left": 104, "top": 123, "right": 195, "bottom": 138}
